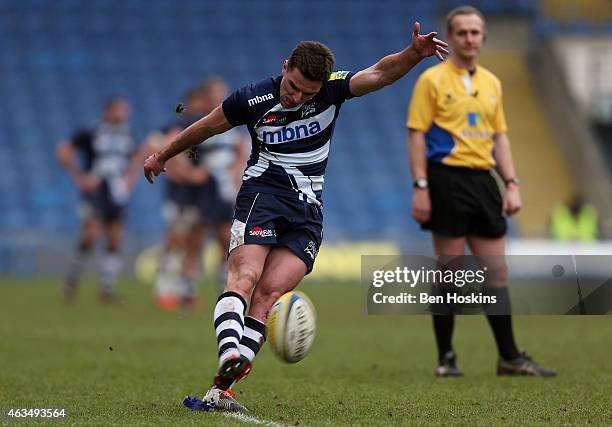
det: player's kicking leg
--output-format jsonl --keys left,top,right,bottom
{"left": 185, "top": 244, "right": 269, "bottom": 412}
{"left": 185, "top": 246, "right": 308, "bottom": 412}
{"left": 234, "top": 246, "right": 308, "bottom": 372}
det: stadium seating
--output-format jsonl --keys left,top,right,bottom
{"left": 535, "top": 0, "right": 612, "bottom": 35}
{"left": 1, "top": 0, "right": 441, "bottom": 246}
{"left": 478, "top": 51, "right": 575, "bottom": 237}
{"left": 5, "top": 0, "right": 606, "bottom": 274}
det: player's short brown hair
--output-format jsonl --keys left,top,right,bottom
{"left": 288, "top": 41, "right": 335, "bottom": 82}
{"left": 446, "top": 5, "right": 485, "bottom": 33}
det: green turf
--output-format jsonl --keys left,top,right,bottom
{"left": 1, "top": 277, "right": 611, "bottom": 426}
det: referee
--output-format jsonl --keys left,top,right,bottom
{"left": 407, "top": 6, "right": 555, "bottom": 377}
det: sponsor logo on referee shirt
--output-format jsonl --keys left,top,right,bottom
{"left": 467, "top": 112, "right": 482, "bottom": 127}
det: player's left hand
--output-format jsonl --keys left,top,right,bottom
{"left": 143, "top": 152, "right": 166, "bottom": 184}
{"left": 411, "top": 22, "right": 449, "bottom": 61}
{"left": 503, "top": 184, "right": 522, "bottom": 216}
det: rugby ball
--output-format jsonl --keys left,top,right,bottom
{"left": 267, "top": 291, "right": 316, "bottom": 363}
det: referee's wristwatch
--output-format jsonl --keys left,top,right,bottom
{"left": 413, "top": 178, "right": 428, "bottom": 190}
{"left": 504, "top": 177, "right": 520, "bottom": 188}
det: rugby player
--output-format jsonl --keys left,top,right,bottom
{"left": 149, "top": 80, "right": 245, "bottom": 309}
{"left": 143, "top": 88, "right": 210, "bottom": 310}
{"left": 58, "top": 98, "right": 141, "bottom": 303}
{"left": 144, "top": 23, "right": 448, "bottom": 411}
{"left": 406, "top": 6, "right": 556, "bottom": 377}
{"left": 196, "top": 77, "right": 247, "bottom": 291}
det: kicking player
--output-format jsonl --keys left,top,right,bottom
{"left": 144, "top": 24, "right": 448, "bottom": 412}
{"left": 58, "top": 98, "right": 141, "bottom": 303}
{"left": 406, "top": 6, "right": 556, "bottom": 377}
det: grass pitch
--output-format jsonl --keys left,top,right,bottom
{"left": 1, "top": 277, "right": 611, "bottom": 426}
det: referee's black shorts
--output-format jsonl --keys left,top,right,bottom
{"left": 422, "top": 162, "right": 507, "bottom": 238}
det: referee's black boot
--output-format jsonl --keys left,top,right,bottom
{"left": 435, "top": 351, "right": 464, "bottom": 377}
{"left": 497, "top": 350, "right": 557, "bottom": 377}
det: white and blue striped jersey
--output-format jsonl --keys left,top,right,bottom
{"left": 222, "top": 71, "right": 355, "bottom": 206}
{"left": 72, "top": 123, "right": 137, "bottom": 180}
{"left": 71, "top": 122, "right": 137, "bottom": 203}
{"left": 198, "top": 129, "right": 242, "bottom": 203}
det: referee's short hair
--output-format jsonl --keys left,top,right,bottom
{"left": 288, "top": 41, "right": 335, "bottom": 83}
{"left": 446, "top": 5, "right": 485, "bottom": 33}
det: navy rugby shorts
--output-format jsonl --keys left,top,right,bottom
{"left": 229, "top": 192, "right": 323, "bottom": 273}
{"left": 162, "top": 182, "right": 202, "bottom": 224}
{"left": 198, "top": 177, "right": 234, "bottom": 225}
{"left": 80, "top": 181, "right": 125, "bottom": 223}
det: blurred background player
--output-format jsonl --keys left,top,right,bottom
{"left": 144, "top": 88, "right": 209, "bottom": 310}
{"left": 57, "top": 97, "right": 141, "bottom": 303}
{"left": 195, "top": 77, "right": 247, "bottom": 290}
{"left": 147, "top": 79, "right": 245, "bottom": 310}
{"left": 169, "top": 86, "right": 210, "bottom": 300}
{"left": 407, "top": 6, "right": 556, "bottom": 377}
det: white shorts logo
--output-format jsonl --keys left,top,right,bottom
{"left": 304, "top": 241, "right": 318, "bottom": 260}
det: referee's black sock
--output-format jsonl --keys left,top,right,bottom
{"left": 486, "top": 314, "right": 520, "bottom": 360}
{"left": 433, "top": 314, "right": 455, "bottom": 362}
{"left": 483, "top": 286, "right": 520, "bottom": 360}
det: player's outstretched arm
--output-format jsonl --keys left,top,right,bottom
{"left": 143, "top": 105, "right": 232, "bottom": 184}
{"left": 349, "top": 22, "right": 448, "bottom": 97}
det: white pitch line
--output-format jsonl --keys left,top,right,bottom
{"left": 222, "top": 412, "right": 288, "bottom": 427}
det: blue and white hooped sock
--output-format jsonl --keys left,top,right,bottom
{"left": 213, "top": 291, "right": 247, "bottom": 365}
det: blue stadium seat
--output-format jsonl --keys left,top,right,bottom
{"left": 2, "top": 0, "right": 444, "bottom": 242}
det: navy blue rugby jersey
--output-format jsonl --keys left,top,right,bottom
{"left": 71, "top": 122, "right": 137, "bottom": 180}
{"left": 222, "top": 71, "right": 355, "bottom": 206}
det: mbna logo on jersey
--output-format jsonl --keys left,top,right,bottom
{"left": 261, "top": 120, "right": 322, "bottom": 144}
{"left": 248, "top": 93, "right": 274, "bottom": 107}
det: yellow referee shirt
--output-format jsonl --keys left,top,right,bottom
{"left": 407, "top": 60, "right": 507, "bottom": 170}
